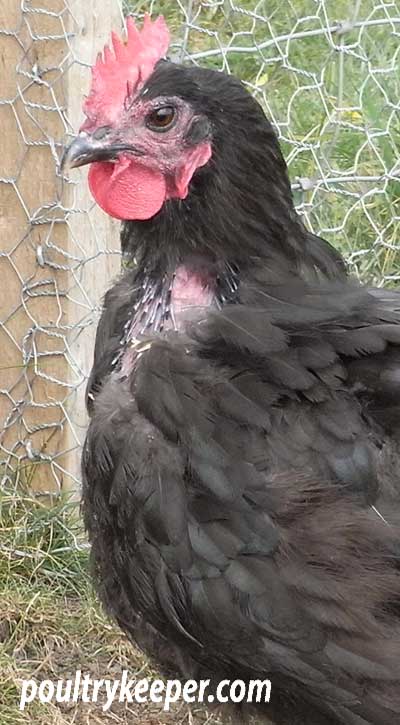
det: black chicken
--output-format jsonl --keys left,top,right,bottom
{"left": 62, "top": 16, "right": 400, "bottom": 725}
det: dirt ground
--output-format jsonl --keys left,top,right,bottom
{"left": 1, "top": 587, "right": 271, "bottom": 725}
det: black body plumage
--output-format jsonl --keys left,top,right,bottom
{"left": 82, "top": 61, "right": 400, "bottom": 724}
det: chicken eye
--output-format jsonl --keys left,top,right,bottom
{"left": 146, "top": 106, "right": 176, "bottom": 132}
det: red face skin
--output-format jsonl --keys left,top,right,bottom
{"left": 66, "top": 17, "right": 216, "bottom": 337}
{"left": 80, "top": 94, "right": 212, "bottom": 221}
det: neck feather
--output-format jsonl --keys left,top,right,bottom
{"left": 119, "top": 103, "right": 344, "bottom": 284}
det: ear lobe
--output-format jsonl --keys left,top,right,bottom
{"left": 184, "top": 117, "right": 211, "bottom": 145}
{"left": 173, "top": 142, "right": 212, "bottom": 199}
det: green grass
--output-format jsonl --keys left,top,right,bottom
{"left": 126, "top": 0, "right": 400, "bottom": 284}
{"left": 0, "top": 492, "right": 87, "bottom": 596}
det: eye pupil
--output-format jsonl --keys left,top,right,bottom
{"left": 147, "top": 106, "right": 175, "bottom": 130}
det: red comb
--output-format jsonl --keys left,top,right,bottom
{"left": 83, "top": 14, "right": 170, "bottom": 124}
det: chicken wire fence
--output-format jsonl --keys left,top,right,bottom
{"left": 0, "top": 0, "right": 399, "bottom": 495}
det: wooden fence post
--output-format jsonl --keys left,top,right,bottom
{"left": 0, "top": 1, "right": 122, "bottom": 494}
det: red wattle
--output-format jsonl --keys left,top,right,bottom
{"left": 88, "top": 156, "right": 167, "bottom": 221}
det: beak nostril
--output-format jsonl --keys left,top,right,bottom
{"left": 92, "top": 125, "right": 112, "bottom": 141}
{"left": 60, "top": 133, "right": 146, "bottom": 172}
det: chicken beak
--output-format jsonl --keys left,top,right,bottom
{"left": 60, "top": 133, "right": 110, "bottom": 172}
{"left": 61, "top": 133, "right": 145, "bottom": 172}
